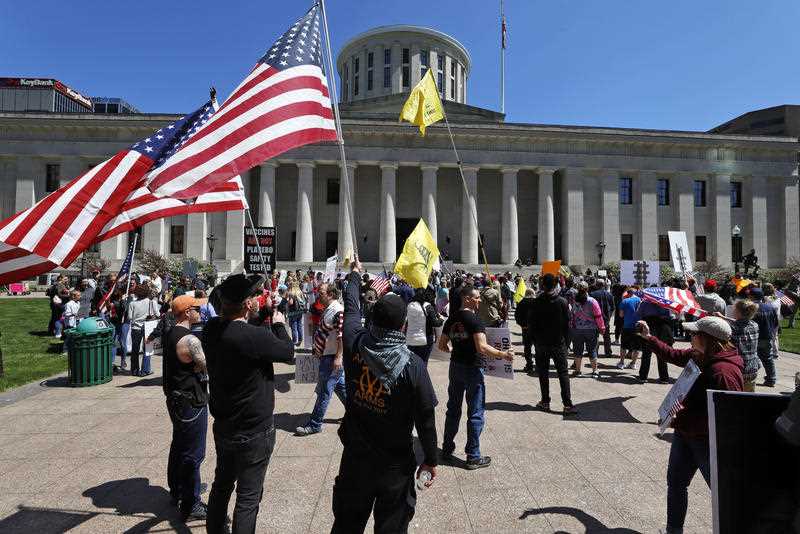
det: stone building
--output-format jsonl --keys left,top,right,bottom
{"left": 0, "top": 25, "right": 798, "bottom": 274}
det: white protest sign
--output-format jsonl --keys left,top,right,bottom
{"left": 143, "top": 320, "right": 161, "bottom": 357}
{"left": 278, "top": 270, "right": 287, "bottom": 286}
{"left": 658, "top": 359, "right": 701, "bottom": 435}
{"left": 668, "top": 231, "right": 693, "bottom": 273}
{"left": 324, "top": 254, "right": 338, "bottom": 283}
{"left": 295, "top": 353, "right": 319, "bottom": 384}
{"left": 481, "top": 327, "right": 514, "bottom": 380}
{"left": 620, "top": 260, "right": 660, "bottom": 286}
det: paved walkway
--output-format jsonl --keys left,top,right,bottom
{"left": 0, "top": 326, "right": 798, "bottom": 533}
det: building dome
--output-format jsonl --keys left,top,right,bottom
{"left": 336, "top": 25, "right": 471, "bottom": 105}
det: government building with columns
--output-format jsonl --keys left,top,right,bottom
{"left": 1, "top": 25, "right": 799, "bottom": 274}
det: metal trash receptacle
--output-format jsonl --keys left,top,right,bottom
{"left": 65, "top": 317, "right": 114, "bottom": 387}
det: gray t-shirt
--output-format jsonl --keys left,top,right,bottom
{"left": 127, "top": 298, "right": 157, "bottom": 330}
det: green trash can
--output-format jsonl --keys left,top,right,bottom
{"left": 65, "top": 317, "right": 115, "bottom": 387}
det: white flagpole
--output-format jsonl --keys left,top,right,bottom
{"left": 319, "top": 0, "right": 359, "bottom": 260}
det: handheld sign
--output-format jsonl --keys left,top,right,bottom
{"left": 243, "top": 226, "right": 276, "bottom": 274}
{"left": 668, "top": 231, "right": 693, "bottom": 273}
{"left": 658, "top": 359, "right": 701, "bottom": 435}
{"left": 324, "top": 254, "right": 338, "bottom": 282}
{"left": 295, "top": 353, "right": 319, "bottom": 384}
{"left": 480, "top": 327, "right": 514, "bottom": 380}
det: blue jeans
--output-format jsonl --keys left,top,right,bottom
{"left": 308, "top": 355, "right": 346, "bottom": 430}
{"left": 166, "top": 399, "right": 208, "bottom": 517}
{"left": 757, "top": 340, "right": 777, "bottom": 385}
{"left": 571, "top": 329, "right": 598, "bottom": 360}
{"left": 442, "top": 361, "right": 485, "bottom": 460}
{"left": 54, "top": 320, "right": 64, "bottom": 337}
{"left": 290, "top": 317, "right": 303, "bottom": 344}
{"left": 666, "top": 432, "right": 710, "bottom": 533}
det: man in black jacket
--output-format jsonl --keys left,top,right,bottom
{"left": 514, "top": 289, "right": 536, "bottom": 374}
{"left": 332, "top": 258, "right": 439, "bottom": 533}
{"left": 590, "top": 280, "right": 615, "bottom": 358}
{"left": 202, "top": 274, "right": 295, "bottom": 534}
{"left": 528, "top": 274, "right": 577, "bottom": 415}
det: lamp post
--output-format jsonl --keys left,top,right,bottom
{"left": 596, "top": 241, "right": 607, "bottom": 267}
{"left": 732, "top": 225, "right": 742, "bottom": 274}
{"left": 206, "top": 233, "right": 217, "bottom": 263}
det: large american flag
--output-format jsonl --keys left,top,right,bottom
{"left": 146, "top": 5, "right": 337, "bottom": 200}
{"left": 0, "top": 101, "right": 226, "bottom": 284}
{"left": 641, "top": 287, "right": 708, "bottom": 319}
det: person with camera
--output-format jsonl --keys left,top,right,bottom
{"left": 202, "top": 274, "right": 295, "bottom": 534}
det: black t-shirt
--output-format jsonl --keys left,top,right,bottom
{"left": 163, "top": 325, "right": 208, "bottom": 407}
{"left": 443, "top": 309, "right": 486, "bottom": 366}
{"left": 203, "top": 318, "right": 294, "bottom": 437}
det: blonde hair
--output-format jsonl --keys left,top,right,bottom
{"left": 734, "top": 299, "right": 758, "bottom": 321}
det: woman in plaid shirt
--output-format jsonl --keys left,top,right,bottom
{"left": 722, "top": 299, "right": 760, "bottom": 392}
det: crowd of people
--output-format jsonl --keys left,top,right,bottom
{"left": 40, "top": 260, "right": 799, "bottom": 534}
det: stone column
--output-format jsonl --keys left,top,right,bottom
{"left": 564, "top": 168, "right": 585, "bottom": 265}
{"left": 460, "top": 166, "right": 479, "bottom": 264}
{"left": 61, "top": 157, "right": 85, "bottom": 189}
{"left": 501, "top": 168, "right": 519, "bottom": 265}
{"left": 638, "top": 171, "right": 658, "bottom": 260}
{"left": 14, "top": 157, "right": 36, "bottom": 212}
{"left": 600, "top": 173, "right": 621, "bottom": 263}
{"left": 186, "top": 213, "right": 208, "bottom": 260}
{"left": 142, "top": 220, "right": 165, "bottom": 255}
{"left": 258, "top": 162, "right": 277, "bottom": 227}
{"left": 225, "top": 209, "right": 245, "bottom": 270}
{"left": 421, "top": 165, "right": 438, "bottom": 242}
{"left": 782, "top": 176, "right": 800, "bottom": 263}
{"left": 537, "top": 168, "right": 556, "bottom": 263}
{"left": 749, "top": 175, "right": 768, "bottom": 267}
{"left": 674, "top": 172, "right": 695, "bottom": 258}
{"left": 295, "top": 162, "right": 314, "bottom": 262}
{"left": 712, "top": 173, "right": 732, "bottom": 266}
{"left": 391, "top": 43, "right": 402, "bottom": 93}
{"left": 379, "top": 163, "right": 397, "bottom": 263}
{"left": 410, "top": 44, "right": 421, "bottom": 87}
{"left": 337, "top": 162, "right": 356, "bottom": 259}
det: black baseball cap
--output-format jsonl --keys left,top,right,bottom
{"left": 217, "top": 274, "right": 264, "bottom": 304}
{"left": 371, "top": 293, "right": 407, "bottom": 330}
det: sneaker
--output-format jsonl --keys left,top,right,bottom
{"left": 591, "top": 371, "right": 600, "bottom": 379}
{"left": 465, "top": 456, "right": 492, "bottom": 470}
{"left": 535, "top": 401, "right": 550, "bottom": 411}
{"left": 762, "top": 382, "right": 776, "bottom": 388}
{"left": 657, "top": 378, "right": 671, "bottom": 384}
{"left": 625, "top": 362, "right": 637, "bottom": 370}
{"left": 616, "top": 361, "right": 625, "bottom": 369}
{"left": 182, "top": 501, "right": 208, "bottom": 522}
{"left": 563, "top": 405, "right": 579, "bottom": 416}
{"left": 295, "top": 425, "right": 321, "bottom": 436}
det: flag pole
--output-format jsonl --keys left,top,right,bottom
{"left": 319, "top": 0, "right": 359, "bottom": 262}
{"left": 124, "top": 232, "right": 138, "bottom": 297}
{"left": 500, "top": 0, "right": 505, "bottom": 114}
{"left": 244, "top": 207, "right": 269, "bottom": 274}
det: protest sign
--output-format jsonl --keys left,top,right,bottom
{"left": 658, "top": 359, "right": 700, "bottom": 435}
{"left": 324, "top": 254, "right": 338, "bottom": 282}
{"left": 481, "top": 327, "right": 514, "bottom": 380}
{"left": 295, "top": 353, "right": 319, "bottom": 384}
{"left": 541, "top": 260, "right": 561, "bottom": 276}
{"left": 668, "top": 231, "right": 693, "bottom": 273}
{"left": 620, "top": 260, "right": 660, "bottom": 286}
{"left": 143, "top": 320, "right": 162, "bottom": 357}
{"left": 243, "top": 226, "right": 276, "bottom": 274}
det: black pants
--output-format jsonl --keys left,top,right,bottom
{"left": 598, "top": 323, "right": 612, "bottom": 357}
{"left": 166, "top": 398, "right": 207, "bottom": 516}
{"left": 207, "top": 427, "right": 276, "bottom": 534}
{"left": 521, "top": 328, "right": 533, "bottom": 368}
{"left": 409, "top": 342, "right": 433, "bottom": 365}
{"left": 331, "top": 448, "right": 416, "bottom": 534}
{"left": 639, "top": 348, "right": 669, "bottom": 381}
{"left": 129, "top": 327, "right": 144, "bottom": 375}
{"left": 534, "top": 344, "right": 572, "bottom": 406}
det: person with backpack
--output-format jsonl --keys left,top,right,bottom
{"left": 405, "top": 288, "right": 444, "bottom": 366}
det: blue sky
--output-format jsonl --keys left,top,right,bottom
{"left": 1, "top": 0, "right": 796, "bottom": 131}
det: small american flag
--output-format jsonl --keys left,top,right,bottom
{"left": 641, "top": 287, "right": 708, "bottom": 318}
{"left": 370, "top": 273, "right": 391, "bottom": 297}
{"left": 146, "top": 5, "right": 337, "bottom": 200}
{"left": 97, "top": 235, "right": 137, "bottom": 311}
{"left": 776, "top": 290, "right": 796, "bottom": 309}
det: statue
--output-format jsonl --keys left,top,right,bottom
{"left": 742, "top": 249, "right": 760, "bottom": 277}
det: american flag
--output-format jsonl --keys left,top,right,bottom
{"left": 146, "top": 5, "right": 337, "bottom": 200}
{"left": 0, "top": 101, "right": 218, "bottom": 285}
{"left": 641, "top": 287, "right": 708, "bottom": 318}
{"left": 370, "top": 273, "right": 391, "bottom": 297}
{"left": 776, "top": 290, "right": 796, "bottom": 309}
{"left": 97, "top": 235, "right": 137, "bottom": 312}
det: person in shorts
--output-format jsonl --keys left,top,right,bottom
{"left": 617, "top": 287, "right": 642, "bottom": 370}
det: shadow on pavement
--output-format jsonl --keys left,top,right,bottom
{"left": 519, "top": 506, "right": 644, "bottom": 533}
{"left": 41, "top": 376, "right": 70, "bottom": 388}
{"left": 485, "top": 401, "right": 536, "bottom": 412}
{"left": 569, "top": 396, "right": 641, "bottom": 424}
{"left": 118, "top": 376, "right": 162, "bottom": 388}
{"left": 274, "top": 372, "right": 293, "bottom": 393}
{"left": 0, "top": 506, "right": 95, "bottom": 534}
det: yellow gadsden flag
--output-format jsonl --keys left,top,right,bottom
{"left": 394, "top": 219, "right": 440, "bottom": 288}
{"left": 513, "top": 278, "right": 527, "bottom": 304}
{"left": 399, "top": 69, "right": 444, "bottom": 136}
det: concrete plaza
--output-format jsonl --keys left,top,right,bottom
{"left": 0, "top": 327, "right": 798, "bottom": 534}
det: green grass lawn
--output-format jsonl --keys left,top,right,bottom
{"left": 0, "top": 298, "right": 66, "bottom": 392}
{"left": 781, "top": 318, "right": 800, "bottom": 354}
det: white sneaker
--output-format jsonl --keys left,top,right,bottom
{"left": 616, "top": 361, "right": 625, "bottom": 369}
{"left": 626, "top": 362, "right": 637, "bottom": 370}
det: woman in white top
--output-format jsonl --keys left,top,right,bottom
{"left": 405, "top": 288, "right": 444, "bottom": 365}
{"left": 125, "top": 283, "right": 158, "bottom": 377}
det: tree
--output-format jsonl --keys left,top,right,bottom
{"left": 137, "top": 249, "right": 170, "bottom": 277}
{"left": 85, "top": 257, "right": 110, "bottom": 274}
